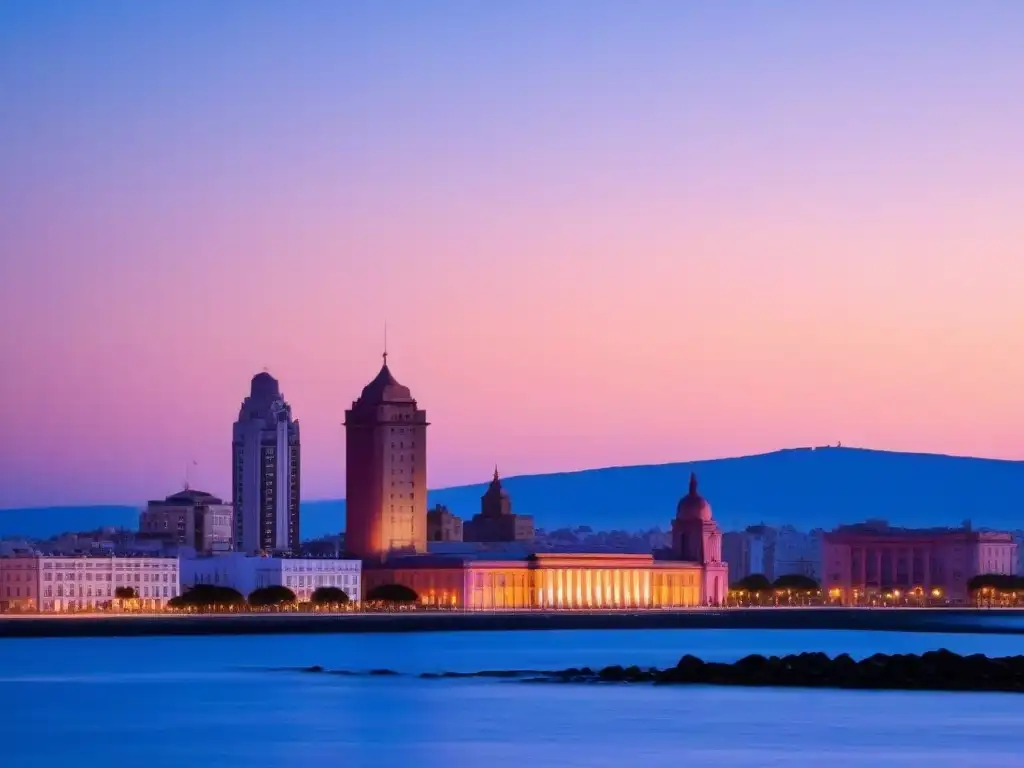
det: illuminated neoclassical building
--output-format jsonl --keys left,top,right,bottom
{"left": 348, "top": 358, "right": 729, "bottom": 608}
{"left": 364, "top": 552, "right": 717, "bottom": 609}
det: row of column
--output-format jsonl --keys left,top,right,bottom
{"left": 851, "top": 545, "right": 931, "bottom": 590}
{"left": 468, "top": 568, "right": 701, "bottom": 609}
{"left": 536, "top": 568, "right": 653, "bottom": 609}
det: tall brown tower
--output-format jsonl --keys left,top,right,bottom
{"left": 344, "top": 354, "right": 428, "bottom": 561}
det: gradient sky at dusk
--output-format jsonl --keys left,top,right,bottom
{"left": 2, "top": 2, "right": 1024, "bottom": 507}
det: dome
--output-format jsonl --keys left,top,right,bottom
{"left": 357, "top": 360, "right": 413, "bottom": 405}
{"left": 676, "top": 472, "right": 712, "bottom": 522}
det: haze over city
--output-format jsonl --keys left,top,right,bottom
{"left": 3, "top": 2, "right": 1024, "bottom": 509}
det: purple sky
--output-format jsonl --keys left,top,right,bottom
{"left": 2, "top": 2, "right": 1024, "bottom": 507}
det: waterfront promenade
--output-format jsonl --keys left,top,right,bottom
{"left": 1, "top": 607, "right": 1022, "bottom": 639}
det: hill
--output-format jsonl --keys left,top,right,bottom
{"left": 2, "top": 447, "right": 1023, "bottom": 540}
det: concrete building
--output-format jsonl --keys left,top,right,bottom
{"left": 775, "top": 526, "right": 823, "bottom": 581}
{"left": 722, "top": 525, "right": 822, "bottom": 583}
{"left": 822, "top": 520, "right": 1018, "bottom": 605}
{"left": 181, "top": 553, "right": 361, "bottom": 603}
{"left": 427, "top": 505, "right": 463, "bottom": 542}
{"left": 463, "top": 468, "right": 534, "bottom": 543}
{"left": 0, "top": 555, "right": 180, "bottom": 612}
{"left": 232, "top": 372, "right": 301, "bottom": 555}
{"left": 139, "top": 489, "right": 233, "bottom": 554}
{"left": 344, "top": 354, "right": 428, "bottom": 561}
{"left": 722, "top": 526, "right": 774, "bottom": 582}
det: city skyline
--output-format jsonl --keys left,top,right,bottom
{"left": 4, "top": 3, "right": 1024, "bottom": 507}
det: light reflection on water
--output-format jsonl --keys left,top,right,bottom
{"left": 2, "top": 629, "right": 1023, "bottom": 767}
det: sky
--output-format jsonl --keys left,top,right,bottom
{"left": 1, "top": 1, "right": 1024, "bottom": 508}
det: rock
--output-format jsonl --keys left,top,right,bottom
{"left": 531, "top": 649, "right": 1024, "bottom": 693}
{"left": 598, "top": 665, "right": 626, "bottom": 681}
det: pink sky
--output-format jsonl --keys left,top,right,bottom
{"left": 2, "top": 3, "right": 1023, "bottom": 507}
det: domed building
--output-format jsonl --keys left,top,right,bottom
{"left": 671, "top": 473, "right": 727, "bottom": 604}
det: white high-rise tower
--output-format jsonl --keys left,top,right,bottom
{"left": 232, "top": 372, "right": 301, "bottom": 554}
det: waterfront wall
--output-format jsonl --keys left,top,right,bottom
{"left": 1, "top": 608, "right": 1023, "bottom": 639}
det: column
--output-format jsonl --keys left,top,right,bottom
{"left": 890, "top": 546, "right": 898, "bottom": 585}
{"left": 875, "top": 549, "right": 882, "bottom": 588}
{"left": 924, "top": 546, "right": 932, "bottom": 599}
{"left": 643, "top": 570, "right": 651, "bottom": 607}
{"left": 908, "top": 546, "right": 915, "bottom": 590}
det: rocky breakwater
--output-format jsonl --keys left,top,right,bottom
{"left": 532, "top": 650, "right": 1024, "bottom": 693}
{"left": 284, "top": 649, "right": 1024, "bottom": 693}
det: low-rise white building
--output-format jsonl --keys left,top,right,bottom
{"left": 181, "top": 553, "right": 362, "bottom": 602}
{"left": 0, "top": 555, "right": 180, "bottom": 612}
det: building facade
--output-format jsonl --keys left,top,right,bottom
{"left": 462, "top": 468, "right": 534, "bottom": 543}
{"left": 344, "top": 355, "right": 428, "bottom": 561}
{"left": 181, "top": 554, "right": 362, "bottom": 603}
{"left": 139, "top": 489, "right": 233, "bottom": 554}
{"left": 232, "top": 372, "right": 301, "bottom": 554}
{"left": 427, "top": 505, "right": 464, "bottom": 542}
{"left": 364, "top": 553, "right": 707, "bottom": 609}
{"left": 0, "top": 555, "right": 180, "bottom": 612}
{"left": 822, "top": 520, "right": 1018, "bottom": 605}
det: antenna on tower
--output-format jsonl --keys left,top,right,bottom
{"left": 184, "top": 459, "right": 198, "bottom": 491}
{"left": 383, "top": 320, "right": 388, "bottom": 366}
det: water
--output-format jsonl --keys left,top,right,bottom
{"left": 2, "top": 629, "right": 1023, "bottom": 766}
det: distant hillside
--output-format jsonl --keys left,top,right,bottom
{"left": 3, "top": 448, "right": 1023, "bottom": 540}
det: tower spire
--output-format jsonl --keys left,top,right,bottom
{"left": 493, "top": 464, "right": 500, "bottom": 482}
{"left": 383, "top": 321, "right": 388, "bottom": 366}
{"left": 689, "top": 472, "right": 698, "bottom": 496}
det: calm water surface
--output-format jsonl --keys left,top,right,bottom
{"left": 2, "top": 629, "right": 1023, "bottom": 767}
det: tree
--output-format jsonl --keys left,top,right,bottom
{"left": 967, "top": 574, "right": 1024, "bottom": 606}
{"left": 728, "top": 574, "right": 772, "bottom": 606}
{"left": 773, "top": 574, "right": 819, "bottom": 591}
{"left": 733, "top": 574, "right": 772, "bottom": 592}
{"left": 366, "top": 583, "right": 419, "bottom": 603}
{"left": 310, "top": 586, "right": 350, "bottom": 605}
{"left": 168, "top": 584, "right": 246, "bottom": 609}
{"left": 967, "top": 574, "right": 1024, "bottom": 592}
{"left": 114, "top": 586, "right": 138, "bottom": 599}
{"left": 248, "top": 585, "right": 298, "bottom": 607}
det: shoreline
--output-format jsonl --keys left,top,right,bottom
{"left": 1, "top": 607, "right": 1022, "bottom": 639}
